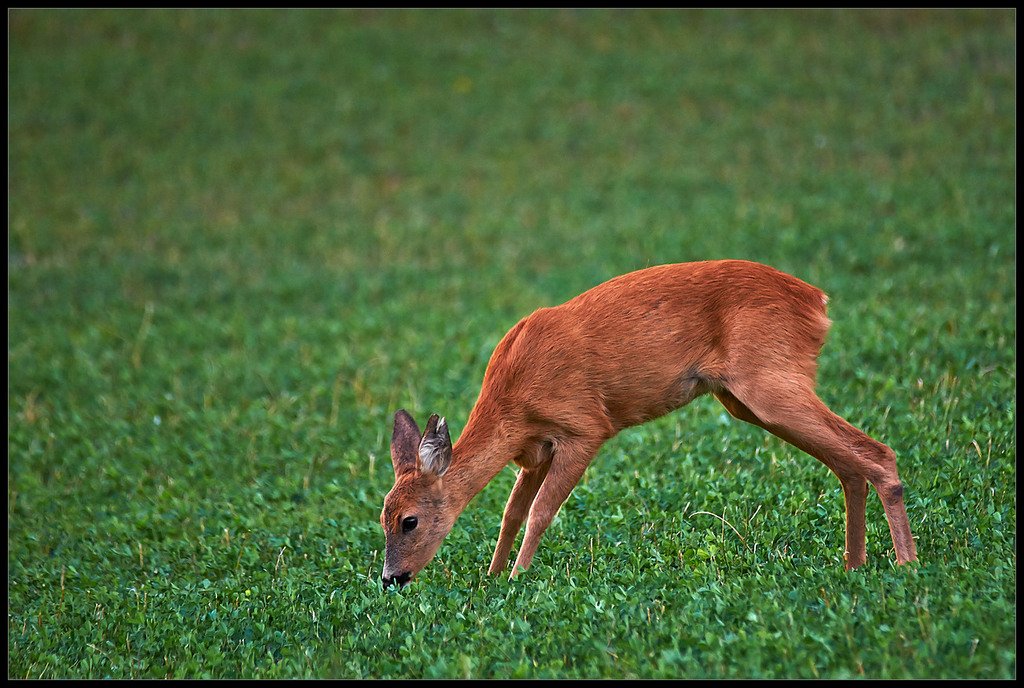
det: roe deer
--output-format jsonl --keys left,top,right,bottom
{"left": 379, "top": 260, "right": 917, "bottom": 588}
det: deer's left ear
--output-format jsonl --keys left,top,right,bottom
{"left": 390, "top": 409, "right": 421, "bottom": 478}
{"left": 418, "top": 414, "right": 452, "bottom": 477}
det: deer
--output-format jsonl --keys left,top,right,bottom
{"left": 379, "top": 259, "right": 917, "bottom": 588}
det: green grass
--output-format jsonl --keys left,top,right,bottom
{"left": 8, "top": 8, "right": 1015, "bottom": 679}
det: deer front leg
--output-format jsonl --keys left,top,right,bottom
{"left": 489, "top": 463, "right": 551, "bottom": 575}
{"left": 509, "top": 438, "right": 603, "bottom": 579}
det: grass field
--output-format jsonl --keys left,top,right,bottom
{"left": 8, "top": 9, "right": 1016, "bottom": 679}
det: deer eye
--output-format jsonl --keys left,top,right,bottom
{"left": 402, "top": 516, "right": 418, "bottom": 533}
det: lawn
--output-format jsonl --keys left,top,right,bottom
{"left": 8, "top": 8, "right": 1015, "bottom": 679}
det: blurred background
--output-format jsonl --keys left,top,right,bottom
{"left": 9, "top": 9, "right": 1015, "bottom": 678}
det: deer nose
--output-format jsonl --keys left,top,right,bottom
{"left": 382, "top": 571, "right": 412, "bottom": 589}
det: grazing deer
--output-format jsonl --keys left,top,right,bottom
{"left": 379, "top": 260, "right": 917, "bottom": 588}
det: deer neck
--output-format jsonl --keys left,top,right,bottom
{"left": 443, "top": 404, "right": 523, "bottom": 514}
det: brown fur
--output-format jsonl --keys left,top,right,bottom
{"left": 380, "top": 260, "right": 917, "bottom": 585}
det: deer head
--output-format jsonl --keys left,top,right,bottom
{"left": 379, "top": 409, "right": 455, "bottom": 588}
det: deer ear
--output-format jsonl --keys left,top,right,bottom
{"left": 418, "top": 413, "right": 452, "bottom": 477}
{"left": 390, "top": 409, "right": 421, "bottom": 478}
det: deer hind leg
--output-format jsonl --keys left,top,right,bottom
{"left": 716, "top": 387, "right": 867, "bottom": 568}
{"left": 715, "top": 380, "right": 916, "bottom": 568}
{"left": 489, "top": 462, "right": 551, "bottom": 575}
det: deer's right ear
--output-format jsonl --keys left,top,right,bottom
{"left": 390, "top": 409, "right": 421, "bottom": 478}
